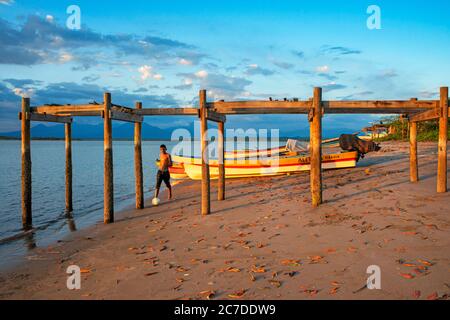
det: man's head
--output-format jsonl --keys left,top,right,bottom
{"left": 160, "top": 144, "right": 167, "bottom": 154}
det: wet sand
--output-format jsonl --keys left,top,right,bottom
{"left": 0, "top": 141, "right": 449, "bottom": 300}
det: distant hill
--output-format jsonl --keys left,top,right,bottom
{"left": 0, "top": 122, "right": 182, "bottom": 140}
{"left": 0, "top": 122, "right": 357, "bottom": 140}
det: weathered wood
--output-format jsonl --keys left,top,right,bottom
{"left": 323, "top": 100, "right": 437, "bottom": 114}
{"left": 65, "top": 123, "right": 73, "bottom": 212}
{"left": 206, "top": 109, "right": 226, "bottom": 123}
{"left": 409, "top": 109, "right": 440, "bottom": 122}
{"left": 310, "top": 88, "right": 323, "bottom": 207}
{"left": 103, "top": 92, "right": 114, "bottom": 223}
{"left": 110, "top": 110, "right": 143, "bottom": 123}
{"left": 26, "top": 112, "right": 73, "bottom": 123}
{"left": 437, "top": 87, "right": 448, "bottom": 193}
{"left": 200, "top": 90, "right": 211, "bottom": 215}
{"left": 409, "top": 121, "right": 418, "bottom": 183}
{"left": 134, "top": 102, "right": 144, "bottom": 209}
{"left": 21, "top": 97, "right": 32, "bottom": 228}
{"left": 136, "top": 108, "right": 199, "bottom": 116}
{"left": 31, "top": 104, "right": 103, "bottom": 114}
{"left": 209, "top": 99, "right": 436, "bottom": 115}
{"left": 218, "top": 121, "right": 225, "bottom": 201}
{"left": 212, "top": 107, "right": 309, "bottom": 114}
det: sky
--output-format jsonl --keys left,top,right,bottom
{"left": 0, "top": 0, "right": 449, "bottom": 134}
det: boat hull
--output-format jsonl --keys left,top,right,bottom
{"left": 182, "top": 151, "right": 359, "bottom": 180}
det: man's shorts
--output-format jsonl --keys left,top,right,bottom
{"left": 156, "top": 170, "right": 171, "bottom": 189}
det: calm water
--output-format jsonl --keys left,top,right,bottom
{"left": 0, "top": 140, "right": 178, "bottom": 269}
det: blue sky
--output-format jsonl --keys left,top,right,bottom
{"left": 0, "top": 0, "right": 449, "bottom": 134}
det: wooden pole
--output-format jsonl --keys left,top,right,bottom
{"left": 65, "top": 122, "right": 73, "bottom": 212}
{"left": 104, "top": 92, "right": 114, "bottom": 223}
{"left": 409, "top": 121, "right": 418, "bottom": 182}
{"left": 437, "top": 86, "right": 448, "bottom": 193}
{"left": 200, "top": 89, "right": 211, "bottom": 215}
{"left": 21, "top": 97, "right": 32, "bottom": 228}
{"left": 134, "top": 102, "right": 144, "bottom": 209}
{"left": 218, "top": 121, "right": 225, "bottom": 201}
{"left": 310, "top": 87, "right": 323, "bottom": 207}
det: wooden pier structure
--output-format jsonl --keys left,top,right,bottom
{"left": 19, "top": 87, "right": 449, "bottom": 228}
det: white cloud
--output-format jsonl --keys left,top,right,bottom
{"left": 0, "top": 0, "right": 14, "bottom": 6}
{"left": 195, "top": 70, "right": 208, "bottom": 78}
{"left": 179, "top": 58, "right": 193, "bottom": 66}
{"left": 138, "top": 65, "right": 163, "bottom": 81}
{"left": 59, "top": 52, "right": 74, "bottom": 63}
{"left": 13, "top": 87, "right": 34, "bottom": 98}
{"left": 248, "top": 64, "right": 258, "bottom": 69}
{"left": 46, "top": 15, "right": 54, "bottom": 23}
{"left": 316, "top": 65, "right": 330, "bottom": 73}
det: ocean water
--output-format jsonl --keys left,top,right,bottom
{"left": 0, "top": 138, "right": 286, "bottom": 269}
{"left": 0, "top": 140, "right": 179, "bottom": 269}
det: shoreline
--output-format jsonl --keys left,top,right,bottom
{"left": 0, "top": 141, "right": 449, "bottom": 300}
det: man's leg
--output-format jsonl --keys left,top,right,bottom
{"left": 155, "top": 171, "right": 162, "bottom": 198}
{"left": 164, "top": 172, "right": 172, "bottom": 199}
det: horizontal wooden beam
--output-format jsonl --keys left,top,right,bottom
{"left": 109, "top": 110, "right": 143, "bottom": 123}
{"left": 206, "top": 109, "right": 226, "bottom": 123}
{"left": 213, "top": 107, "right": 309, "bottom": 114}
{"left": 19, "top": 112, "right": 73, "bottom": 123}
{"left": 409, "top": 106, "right": 450, "bottom": 122}
{"left": 323, "top": 100, "right": 437, "bottom": 114}
{"left": 208, "top": 100, "right": 312, "bottom": 109}
{"left": 136, "top": 108, "right": 199, "bottom": 116}
{"left": 208, "top": 99, "right": 438, "bottom": 115}
{"left": 31, "top": 104, "right": 103, "bottom": 115}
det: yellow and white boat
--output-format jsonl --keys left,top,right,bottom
{"left": 180, "top": 151, "right": 359, "bottom": 180}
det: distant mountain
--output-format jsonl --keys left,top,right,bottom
{"left": 0, "top": 122, "right": 182, "bottom": 140}
{"left": 0, "top": 122, "right": 358, "bottom": 140}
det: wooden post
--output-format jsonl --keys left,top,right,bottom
{"left": 103, "top": 92, "right": 114, "bottom": 223}
{"left": 21, "top": 97, "right": 32, "bottom": 228}
{"left": 437, "top": 87, "right": 448, "bottom": 193}
{"left": 199, "top": 89, "right": 211, "bottom": 215}
{"left": 409, "top": 121, "right": 418, "bottom": 182}
{"left": 310, "top": 87, "right": 323, "bottom": 207}
{"left": 65, "top": 122, "right": 73, "bottom": 212}
{"left": 134, "top": 102, "right": 144, "bottom": 209}
{"left": 218, "top": 121, "right": 225, "bottom": 201}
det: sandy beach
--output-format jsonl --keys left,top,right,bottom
{"left": 0, "top": 141, "right": 448, "bottom": 300}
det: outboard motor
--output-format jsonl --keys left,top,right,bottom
{"left": 339, "top": 134, "right": 381, "bottom": 159}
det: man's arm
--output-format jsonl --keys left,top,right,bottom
{"left": 168, "top": 154, "right": 173, "bottom": 167}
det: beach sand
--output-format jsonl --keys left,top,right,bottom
{"left": 0, "top": 141, "right": 449, "bottom": 300}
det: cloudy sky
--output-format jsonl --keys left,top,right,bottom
{"left": 0, "top": 0, "right": 449, "bottom": 134}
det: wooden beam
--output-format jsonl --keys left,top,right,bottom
{"left": 210, "top": 99, "right": 437, "bottom": 115}
{"left": 410, "top": 106, "right": 450, "bottom": 122}
{"left": 200, "top": 90, "right": 211, "bottom": 215}
{"left": 310, "top": 88, "right": 323, "bottom": 207}
{"left": 134, "top": 102, "right": 144, "bottom": 210}
{"left": 25, "top": 112, "right": 73, "bottom": 123}
{"left": 206, "top": 109, "right": 226, "bottom": 123}
{"left": 65, "top": 123, "right": 73, "bottom": 212}
{"left": 409, "top": 109, "right": 439, "bottom": 122}
{"left": 218, "top": 121, "right": 225, "bottom": 201}
{"left": 110, "top": 110, "right": 143, "bottom": 123}
{"left": 208, "top": 100, "right": 312, "bottom": 109}
{"left": 409, "top": 121, "right": 418, "bottom": 182}
{"left": 21, "top": 97, "right": 32, "bottom": 229}
{"left": 212, "top": 107, "right": 308, "bottom": 114}
{"left": 136, "top": 108, "right": 199, "bottom": 116}
{"left": 323, "top": 100, "right": 437, "bottom": 114}
{"left": 103, "top": 92, "right": 114, "bottom": 223}
{"left": 31, "top": 104, "right": 103, "bottom": 114}
{"left": 437, "top": 87, "right": 448, "bottom": 193}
